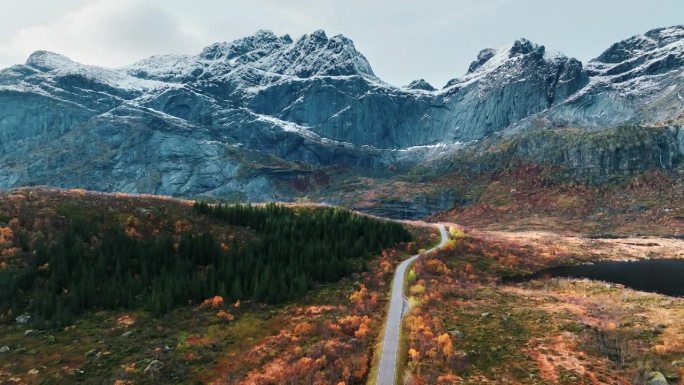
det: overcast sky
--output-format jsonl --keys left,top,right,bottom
{"left": 0, "top": 0, "right": 682, "bottom": 87}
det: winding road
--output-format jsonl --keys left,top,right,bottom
{"left": 376, "top": 224, "right": 449, "bottom": 385}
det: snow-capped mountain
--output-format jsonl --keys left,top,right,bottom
{"left": 436, "top": 38, "right": 589, "bottom": 139}
{"left": 127, "top": 30, "right": 375, "bottom": 83}
{"left": 0, "top": 26, "right": 683, "bottom": 201}
{"left": 543, "top": 26, "right": 684, "bottom": 128}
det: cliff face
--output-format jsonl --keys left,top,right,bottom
{"left": 437, "top": 39, "right": 589, "bottom": 140}
{"left": 1, "top": 26, "right": 683, "bottom": 202}
{"left": 541, "top": 26, "right": 684, "bottom": 128}
{"left": 427, "top": 125, "right": 684, "bottom": 178}
{"left": 512, "top": 126, "right": 684, "bottom": 176}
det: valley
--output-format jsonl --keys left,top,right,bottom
{"left": 0, "top": 17, "right": 683, "bottom": 385}
{"left": 0, "top": 188, "right": 681, "bottom": 384}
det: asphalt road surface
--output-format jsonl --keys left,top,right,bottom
{"left": 376, "top": 224, "right": 449, "bottom": 385}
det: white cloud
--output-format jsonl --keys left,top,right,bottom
{"left": 0, "top": 0, "right": 202, "bottom": 68}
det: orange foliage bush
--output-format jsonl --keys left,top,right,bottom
{"left": 368, "top": 292, "right": 378, "bottom": 309}
{"left": 426, "top": 259, "right": 451, "bottom": 275}
{"left": 378, "top": 258, "right": 392, "bottom": 275}
{"left": 0, "top": 226, "right": 14, "bottom": 247}
{"left": 347, "top": 283, "right": 380, "bottom": 314}
{"left": 1, "top": 247, "right": 19, "bottom": 258}
{"left": 174, "top": 219, "right": 192, "bottom": 234}
{"left": 216, "top": 310, "right": 235, "bottom": 321}
{"left": 323, "top": 319, "right": 343, "bottom": 337}
{"left": 121, "top": 363, "right": 136, "bottom": 374}
{"left": 354, "top": 321, "right": 370, "bottom": 339}
{"left": 124, "top": 216, "right": 141, "bottom": 238}
{"left": 116, "top": 314, "right": 136, "bottom": 328}
{"left": 349, "top": 284, "right": 368, "bottom": 310}
{"left": 338, "top": 315, "right": 371, "bottom": 338}
{"left": 201, "top": 295, "right": 224, "bottom": 308}
{"left": 436, "top": 333, "right": 453, "bottom": 360}
{"left": 342, "top": 366, "right": 351, "bottom": 382}
{"left": 407, "top": 313, "right": 437, "bottom": 357}
{"left": 410, "top": 282, "right": 426, "bottom": 296}
{"left": 503, "top": 254, "right": 518, "bottom": 267}
{"left": 125, "top": 226, "right": 139, "bottom": 238}
{"left": 408, "top": 348, "right": 420, "bottom": 362}
{"left": 294, "top": 322, "right": 314, "bottom": 336}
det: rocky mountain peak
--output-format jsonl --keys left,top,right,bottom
{"left": 467, "top": 39, "right": 546, "bottom": 75}
{"left": 405, "top": 79, "right": 436, "bottom": 91}
{"left": 451, "top": 37, "right": 561, "bottom": 89}
{"left": 467, "top": 48, "right": 497, "bottom": 73}
{"left": 644, "top": 25, "right": 684, "bottom": 45}
{"left": 509, "top": 38, "right": 542, "bottom": 57}
{"left": 291, "top": 30, "right": 332, "bottom": 53}
{"left": 25, "top": 50, "right": 76, "bottom": 72}
{"left": 585, "top": 24, "right": 684, "bottom": 89}
{"left": 594, "top": 25, "right": 684, "bottom": 64}
{"left": 199, "top": 29, "right": 292, "bottom": 61}
{"left": 307, "top": 29, "right": 328, "bottom": 42}
{"left": 269, "top": 30, "right": 375, "bottom": 78}
{"left": 124, "top": 30, "right": 375, "bottom": 84}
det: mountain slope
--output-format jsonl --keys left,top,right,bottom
{"left": 537, "top": 26, "right": 684, "bottom": 128}
{"left": 438, "top": 38, "right": 589, "bottom": 139}
{"left": 0, "top": 187, "right": 430, "bottom": 385}
{"left": 1, "top": 26, "right": 683, "bottom": 205}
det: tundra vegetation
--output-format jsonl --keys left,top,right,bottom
{"left": 401, "top": 227, "right": 684, "bottom": 385}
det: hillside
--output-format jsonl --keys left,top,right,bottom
{"left": 318, "top": 125, "right": 684, "bottom": 232}
{"left": 0, "top": 188, "right": 433, "bottom": 384}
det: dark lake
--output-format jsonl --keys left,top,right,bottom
{"left": 507, "top": 259, "right": 684, "bottom": 296}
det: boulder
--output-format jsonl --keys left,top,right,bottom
{"left": 646, "top": 371, "right": 669, "bottom": 385}
{"left": 121, "top": 330, "right": 134, "bottom": 338}
{"left": 144, "top": 359, "right": 165, "bottom": 379}
{"left": 449, "top": 329, "right": 465, "bottom": 340}
{"left": 15, "top": 314, "right": 31, "bottom": 325}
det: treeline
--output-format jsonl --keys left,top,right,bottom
{"left": 0, "top": 203, "right": 410, "bottom": 327}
